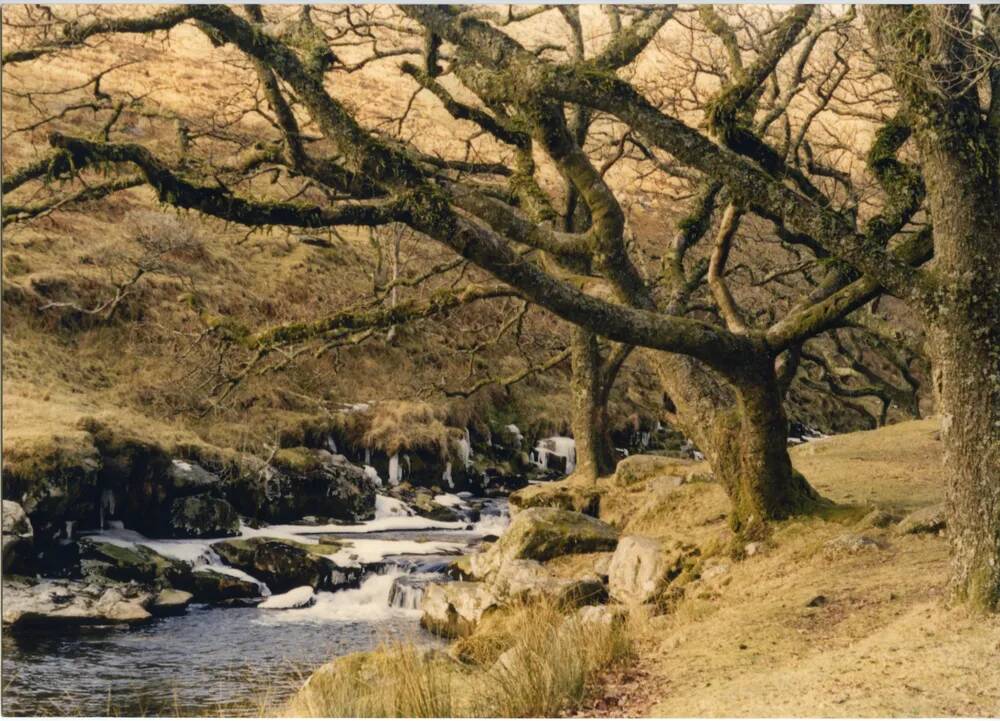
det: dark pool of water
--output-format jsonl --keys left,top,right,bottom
{"left": 1, "top": 598, "right": 433, "bottom": 717}
{"left": 1, "top": 498, "right": 509, "bottom": 716}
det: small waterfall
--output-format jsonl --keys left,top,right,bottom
{"left": 442, "top": 461, "right": 453, "bottom": 488}
{"left": 326, "top": 435, "right": 338, "bottom": 453}
{"left": 386, "top": 573, "right": 442, "bottom": 610}
{"left": 65, "top": 521, "right": 75, "bottom": 540}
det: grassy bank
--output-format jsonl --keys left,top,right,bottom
{"left": 286, "top": 601, "right": 637, "bottom": 717}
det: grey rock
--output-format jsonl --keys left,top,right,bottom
{"left": 896, "top": 504, "right": 946, "bottom": 535}
{"left": 2, "top": 578, "right": 154, "bottom": 627}
{"left": 166, "top": 494, "right": 240, "bottom": 539}
{"left": 608, "top": 535, "right": 683, "bottom": 605}
{"left": 420, "top": 581, "right": 499, "bottom": 638}
{"left": 471, "top": 507, "right": 619, "bottom": 579}
{"left": 151, "top": 588, "right": 193, "bottom": 616}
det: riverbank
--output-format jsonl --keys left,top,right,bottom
{"left": 279, "top": 418, "right": 1000, "bottom": 718}
{"left": 2, "top": 495, "right": 508, "bottom": 715}
{"left": 581, "top": 418, "right": 1000, "bottom": 717}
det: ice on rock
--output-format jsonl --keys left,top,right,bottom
{"left": 531, "top": 436, "right": 576, "bottom": 474}
{"left": 320, "top": 538, "right": 464, "bottom": 567}
{"left": 375, "top": 495, "right": 413, "bottom": 519}
{"left": 258, "top": 586, "right": 315, "bottom": 610}
{"left": 364, "top": 465, "right": 383, "bottom": 487}
{"left": 433, "top": 493, "right": 464, "bottom": 509}
{"left": 388, "top": 454, "right": 402, "bottom": 486}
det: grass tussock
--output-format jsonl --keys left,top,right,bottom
{"left": 284, "top": 600, "right": 636, "bottom": 718}
{"left": 362, "top": 401, "right": 451, "bottom": 458}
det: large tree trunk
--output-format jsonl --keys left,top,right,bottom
{"left": 865, "top": 2, "right": 1000, "bottom": 611}
{"left": 570, "top": 328, "right": 616, "bottom": 481}
{"left": 916, "top": 119, "right": 1000, "bottom": 612}
{"left": 651, "top": 351, "right": 821, "bottom": 535}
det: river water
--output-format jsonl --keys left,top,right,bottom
{"left": 1, "top": 497, "right": 509, "bottom": 716}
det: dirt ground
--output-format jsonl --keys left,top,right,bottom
{"left": 580, "top": 419, "right": 1000, "bottom": 717}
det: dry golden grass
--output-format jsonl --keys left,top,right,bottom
{"left": 588, "top": 418, "right": 1000, "bottom": 717}
{"left": 362, "top": 401, "right": 451, "bottom": 457}
{"left": 285, "top": 599, "right": 637, "bottom": 718}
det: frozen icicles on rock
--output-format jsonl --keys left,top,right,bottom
{"left": 364, "top": 464, "right": 382, "bottom": 487}
{"left": 99, "top": 488, "right": 116, "bottom": 529}
{"left": 531, "top": 436, "right": 576, "bottom": 475}
{"left": 258, "top": 585, "right": 316, "bottom": 610}
{"left": 388, "top": 454, "right": 402, "bottom": 486}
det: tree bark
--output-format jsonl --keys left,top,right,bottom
{"left": 570, "top": 327, "right": 616, "bottom": 481}
{"left": 651, "top": 351, "right": 822, "bottom": 535}
{"left": 918, "top": 119, "right": 1000, "bottom": 613}
{"left": 867, "top": 4, "right": 1000, "bottom": 612}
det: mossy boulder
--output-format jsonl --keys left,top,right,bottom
{"left": 613, "top": 455, "right": 690, "bottom": 487}
{"left": 190, "top": 568, "right": 263, "bottom": 603}
{"left": 166, "top": 495, "right": 240, "bottom": 539}
{"left": 226, "top": 448, "right": 375, "bottom": 523}
{"left": 487, "top": 558, "right": 606, "bottom": 607}
{"left": 211, "top": 537, "right": 355, "bottom": 593}
{"left": 1, "top": 431, "right": 101, "bottom": 544}
{"left": 78, "top": 539, "right": 193, "bottom": 588}
{"left": 471, "top": 508, "right": 619, "bottom": 579}
{"left": 509, "top": 480, "right": 601, "bottom": 517}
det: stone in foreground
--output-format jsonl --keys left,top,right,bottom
{"left": 608, "top": 535, "right": 683, "bottom": 606}
{"left": 419, "top": 581, "right": 499, "bottom": 638}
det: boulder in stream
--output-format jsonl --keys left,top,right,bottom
{"left": 2, "top": 500, "right": 35, "bottom": 575}
{"left": 77, "top": 539, "right": 193, "bottom": 588}
{"left": 258, "top": 585, "right": 316, "bottom": 609}
{"left": 2, "top": 578, "right": 154, "bottom": 627}
{"left": 190, "top": 568, "right": 263, "bottom": 603}
{"left": 150, "top": 588, "right": 193, "bottom": 616}
{"left": 211, "top": 537, "right": 356, "bottom": 593}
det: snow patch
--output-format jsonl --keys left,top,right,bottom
{"left": 258, "top": 586, "right": 315, "bottom": 610}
